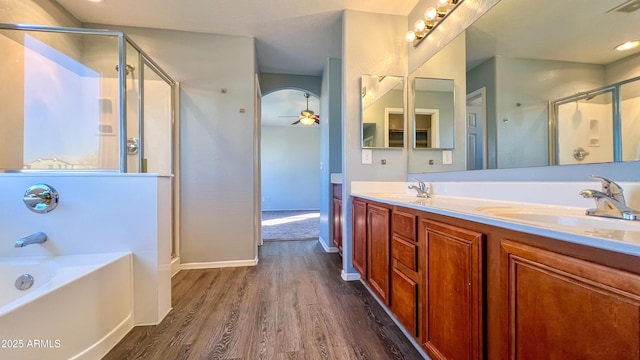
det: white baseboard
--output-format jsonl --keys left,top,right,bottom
{"left": 181, "top": 257, "right": 258, "bottom": 270}
{"left": 73, "top": 313, "right": 133, "bottom": 360}
{"left": 171, "top": 257, "right": 181, "bottom": 277}
{"left": 319, "top": 236, "right": 339, "bottom": 253}
{"left": 341, "top": 270, "right": 361, "bottom": 281}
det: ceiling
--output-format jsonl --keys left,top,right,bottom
{"left": 466, "top": 0, "right": 640, "bottom": 69}
{"left": 55, "top": 0, "right": 418, "bottom": 76}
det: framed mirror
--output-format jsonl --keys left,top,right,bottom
{"left": 361, "top": 75, "right": 405, "bottom": 148}
{"left": 464, "top": 0, "right": 640, "bottom": 170}
{"left": 413, "top": 77, "right": 454, "bottom": 149}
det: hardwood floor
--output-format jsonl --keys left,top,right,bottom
{"left": 104, "top": 240, "right": 424, "bottom": 360}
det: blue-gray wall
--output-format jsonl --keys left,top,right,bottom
{"left": 261, "top": 125, "right": 320, "bottom": 210}
{"left": 259, "top": 73, "right": 321, "bottom": 97}
{"left": 466, "top": 57, "right": 497, "bottom": 168}
{"left": 319, "top": 58, "right": 343, "bottom": 250}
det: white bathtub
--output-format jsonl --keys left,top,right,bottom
{"left": 0, "top": 252, "right": 133, "bottom": 360}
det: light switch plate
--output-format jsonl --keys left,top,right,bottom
{"left": 442, "top": 150, "right": 453, "bottom": 165}
{"left": 362, "top": 149, "right": 372, "bottom": 164}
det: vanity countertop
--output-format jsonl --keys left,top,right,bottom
{"left": 352, "top": 189, "right": 640, "bottom": 257}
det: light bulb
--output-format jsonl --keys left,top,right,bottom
{"left": 406, "top": 31, "right": 416, "bottom": 42}
{"left": 424, "top": 7, "right": 438, "bottom": 21}
{"left": 437, "top": 0, "right": 449, "bottom": 6}
{"left": 615, "top": 40, "right": 640, "bottom": 51}
{"left": 414, "top": 19, "right": 426, "bottom": 32}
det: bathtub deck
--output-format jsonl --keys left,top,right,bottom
{"left": 103, "top": 240, "right": 423, "bottom": 360}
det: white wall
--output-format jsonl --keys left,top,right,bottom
{"left": 98, "top": 25, "right": 259, "bottom": 266}
{"left": 261, "top": 126, "right": 320, "bottom": 210}
{"left": 0, "top": 174, "right": 171, "bottom": 325}
{"left": 342, "top": 10, "right": 408, "bottom": 277}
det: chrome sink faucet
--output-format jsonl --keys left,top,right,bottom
{"left": 408, "top": 178, "right": 430, "bottom": 198}
{"left": 579, "top": 175, "right": 639, "bottom": 221}
{"left": 15, "top": 232, "right": 47, "bottom": 247}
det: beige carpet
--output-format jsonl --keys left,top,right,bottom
{"left": 261, "top": 210, "right": 320, "bottom": 241}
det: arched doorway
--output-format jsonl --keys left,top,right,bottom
{"left": 260, "top": 89, "right": 321, "bottom": 242}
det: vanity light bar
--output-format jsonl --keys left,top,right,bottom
{"left": 406, "top": 0, "right": 463, "bottom": 46}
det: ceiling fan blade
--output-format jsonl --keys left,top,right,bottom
{"left": 291, "top": 119, "right": 301, "bottom": 125}
{"left": 278, "top": 115, "right": 299, "bottom": 118}
{"left": 314, "top": 118, "right": 320, "bottom": 124}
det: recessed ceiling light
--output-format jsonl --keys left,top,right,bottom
{"left": 615, "top": 40, "right": 640, "bottom": 51}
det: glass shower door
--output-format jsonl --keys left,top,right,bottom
{"left": 142, "top": 60, "right": 173, "bottom": 175}
{"left": 553, "top": 89, "right": 615, "bottom": 165}
{"left": 621, "top": 78, "right": 640, "bottom": 162}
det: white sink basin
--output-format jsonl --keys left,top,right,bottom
{"left": 374, "top": 193, "right": 423, "bottom": 201}
{"left": 477, "top": 206, "right": 640, "bottom": 232}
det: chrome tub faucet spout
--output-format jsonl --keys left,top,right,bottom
{"left": 409, "top": 178, "right": 430, "bottom": 198}
{"left": 15, "top": 232, "right": 47, "bottom": 247}
{"left": 580, "top": 175, "right": 639, "bottom": 221}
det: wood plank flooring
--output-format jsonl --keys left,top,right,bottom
{"left": 104, "top": 240, "right": 424, "bottom": 360}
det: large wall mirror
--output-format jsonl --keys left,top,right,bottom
{"left": 361, "top": 75, "right": 405, "bottom": 149}
{"left": 411, "top": 0, "right": 640, "bottom": 173}
{"left": 413, "top": 77, "right": 454, "bottom": 149}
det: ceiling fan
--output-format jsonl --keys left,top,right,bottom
{"left": 289, "top": 93, "right": 319, "bottom": 125}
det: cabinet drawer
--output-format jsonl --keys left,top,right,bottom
{"left": 392, "top": 236, "right": 418, "bottom": 272}
{"left": 391, "top": 268, "right": 419, "bottom": 337}
{"left": 392, "top": 210, "right": 416, "bottom": 241}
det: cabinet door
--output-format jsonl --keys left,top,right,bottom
{"left": 332, "top": 197, "right": 342, "bottom": 251}
{"left": 367, "top": 204, "right": 391, "bottom": 304}
{"left": 501, "top": 240, "right": 640, "bottom": 360}
{"left": 422, "top": 219, "right": 484, "bottom": 360}
{"left": 391, "top": 267, "right": 419, "bottom": 336}
{"left": 352, "top": 199, "right": 367, "bottom": 277}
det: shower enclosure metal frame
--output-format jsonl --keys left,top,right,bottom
{"left": 0, "top": 23, "right": 177, "bottom": 173}
{"left": 548, "top": 75, "right": 640, "bottom": 165}
{"left": 0, "top": 23, "right": 180, "bottom": 260}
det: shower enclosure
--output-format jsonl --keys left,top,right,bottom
{"left": 0, "top": 23, "right": 178, "bottom": 257}
{"left": 549, "top": 76, "right": 640, "bottom": 165}
{"left": 0, "top": 23, "right": 175, "bottom": 173}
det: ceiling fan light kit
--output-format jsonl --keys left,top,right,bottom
{"left": 291, "top": 92, "right": 320, "bottom": 126}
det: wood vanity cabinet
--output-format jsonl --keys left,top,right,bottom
{"left": 332, "top": 184, "right": 342, "bottom": 253}
{"left": 352, "top": 198, "right": 367, "bottom": 277}
{"left": 351, "top": 197, "right": 392, "bottom": 304}
{"left": 499, "top": 239, "right": 640, "bottom": 360}
{"left": 390, "top": 209, "right": 420, "bottom": 337}
{"left": 367, "top": 203, "right": 391, "bottom": 304}
{"left": 351, "top": 196, "right": 640, "bottom": 360}
{"left": 421, "top": 219, "right": 484, "bottom": 360}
